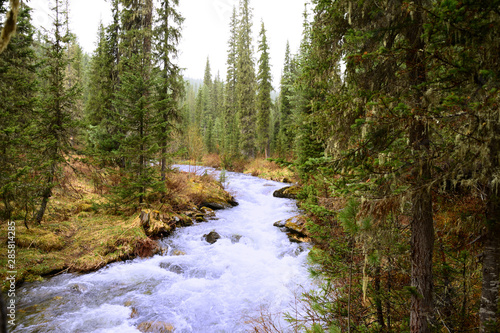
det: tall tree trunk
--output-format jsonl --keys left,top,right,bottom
{"left": 406, "top": 2, "right": 434, "bottom": 331}
{"left": 409, "top": 151, "right": 434, "bottom": 333}
{"left": 160, "top": 0, "right": 170, "bottom": 183}
{"left": 480, "top": 135, "right": 500, "bottom": 333}
{"left": 35, "top": 174, "right": 53, "bottom": 224}
{"left": 374, "top": 264, "right": 385, "bottom": 329}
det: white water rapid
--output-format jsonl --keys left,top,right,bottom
{"left": 14, "top": 166, "right": 315, "bottom": 333}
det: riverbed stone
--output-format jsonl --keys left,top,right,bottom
{"left": 273, "top": 185, "right": 301, "bottom": 199}
{"left": 160, "top": 262, "right": 184, "bottom": 274}
{"left": 230, "top": 234, "right": 242, "bottom": 243}
{"left": 172, "top": 250, "right": 186, "bottom": 256}
{"left": 204, "top": 231, "right": 221, "bottom": 244}
{"left": 273, "top": 215, "right": 310, "bottom": 243}
{"left": 138, "top": 210, "right": 172, "bottom": 238}
{"left": 137, "top": 321, "right": 175, "bottom": 333}
{"left": 200, "top": 206, "right": 216, "bottom": 218}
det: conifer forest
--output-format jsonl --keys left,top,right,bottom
{"left": 1, "top": 0, "right": 500, "bottom": 332}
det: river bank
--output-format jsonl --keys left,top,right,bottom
{"left": 13, "top": 165, "right": 314, "bottom": 333}
{"left": 0, "top": 163, "right": 237, "bottom": 287}
{"left": 177, "top": 154, "right": 297, "bottom": 184}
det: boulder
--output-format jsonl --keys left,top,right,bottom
{"left": 273, "top": 185, "right": 301, "bottom": 199}
{"left": 273, "top": 220, "right": 286, "bottom": 228}
{"left": 204, "top": 231, "right": 221, "bottom": 244}
{"left": 200, "top": 206, "right": 216, "bottom": 218}
{"left": 172, "top": 250, "right": 186, "bottom": 256}
{"left": 201, "top": 197, "right": 238, "bottom": 210}
{"left": 137, "top": 321, "right": 175, "bottom": 333}
{"left": 273, "top": 215, "right": 310, "bottom": 243}
{"left": 230, "top": 234, "right": 242, "bottom": 243}
{"left": 160, "top": 262, "right": 184, "bottom": 274}
{"left": 284, "top": 216, "right": 308, "bottom": 235}
{"left": 139, "top": 210, "right": 172, "bottom": 238}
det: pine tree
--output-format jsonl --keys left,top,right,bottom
{"left": 256, "top": 21, "right": 272, "bottom": 158}
{"left": 235, "top": 0, "right": 256, "bottom": 157}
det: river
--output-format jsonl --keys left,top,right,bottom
{"left": 13, "top": 166, "right": 315, "bottom": 333}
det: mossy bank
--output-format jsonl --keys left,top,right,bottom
{"left": 0, "top": 166, "right": 237, "bottom": 288}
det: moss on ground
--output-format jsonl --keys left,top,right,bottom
{"left": 0, "top": 162, "right": 235, "bottom": 289}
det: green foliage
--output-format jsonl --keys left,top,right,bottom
{"left": 256, "top": 21, "right": 272, "bottom": 157}
{"left": 0, "top": 3, "right": 38, "bottom": 221}
{"left": 34, "top": 0, "right": 79, "bottom": 223}
{"left": 236, "top": 0, "right": 257, "bottom": 157}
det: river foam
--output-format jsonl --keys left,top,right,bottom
{"left": 14, "top": 166, "right": 314, "bottom": 333}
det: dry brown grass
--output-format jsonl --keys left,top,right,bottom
{"left": 202, "top": 153, "right": 222, "bottom": 168}
{"left": 0, "top": 156, "right": 236, "bottom": 286}
{"left": 244, "top": 159, "right": 296, "bottom": 183}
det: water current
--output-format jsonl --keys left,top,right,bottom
{"left": 14, "top": 166, "right": 315, "bottom": 333}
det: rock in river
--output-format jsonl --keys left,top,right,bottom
{"left": 273, "top": 185, "right": 301, "bottom": 199}
{"left": 204, "top": 231, "right": 221, "bottom": 244}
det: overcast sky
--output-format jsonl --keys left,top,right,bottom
{"left": 30, "top": 0, "right": 307, "bottom": 88}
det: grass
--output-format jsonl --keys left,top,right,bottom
{"left": 243, "top": 158, "right": 296, "bottom": 183}
{"left": 178, "top": 154, "right": 297, "bottom": 183}
{"left": 0, "top": 158, "right": 236, "bottom": 288}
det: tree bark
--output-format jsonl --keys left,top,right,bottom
{"left": 410, "top": 159, "right": 434, "bottom": 333}
{"left": 405, "top": 2, "right": 434, "bottom": 331}
{"left": 479, "top": 135, "right": 500, "bottom": 333}
{"left": 0, "top": 292, "right": 6, "bottom": 333}
{"left": 35, "top": 171, "right": 54, "bottom": 224}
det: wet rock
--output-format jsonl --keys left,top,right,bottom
{"left": 69, "top": 283, "right": 89, "bottom": 294}
{"left": 204, "top": 231, "right": 221, "bottom": 244}
{"left": 273, "top": 216, "right": 310, "bottom": 243}
{"left": 156, "top": 245, "right": 169, "bottom": 256}
{"left": 273, "top": 185, "right": 301, "bottom": 199}
{"left": 230, "top": 234, "right": 242, "bottom": 244}
{"left": 200, "top": 206, "right": 216, "bottom": 218}
{"left": 201, "top": 201, "right": 230, "bottom": 210}
{"left": 130, "top": 307, "right": 139, "bottom": 318}
{"left": 137, "top": 321, "right": 175, "bottom": 333}
{"left": 287, "top": 233, "right": 310, "bottom": 243}
{"left": 172, "top": 250, "right": 186, "bottom": 256}
{"left": 273, "top": 220, "right": 286, "bottom": 228}
{"left": 284, "top": 216, "right": 307, "bottom": 235}
{"left": 160, "top": 262, "right": 184, "bottom": 274}
{"left": 201, "top": 196, "right": 238, "bottom": 210}
{"left": 195, "top": 213, "right": 206, "bottom": 222}
{"left": 138, "top": 210, "right": 172, "bottom": 238}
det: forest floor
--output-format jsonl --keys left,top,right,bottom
{"left": 0, "top": 159, "right": 237, "bottom": 288}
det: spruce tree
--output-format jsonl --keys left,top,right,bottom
{"left": 235, "top": 0, "right": 256, "bottom": 157}
{"left": 277, "top": 41, "right": 294, "bottom": 157}
{"left": 154, "top": 0, "right": 184, "bottom": 181}
{"left": 113, "top": 0, "right": 157, "bottom": 204}
{"left": 85, "top": 23, "right": 120, "bottom": 159}
{"left": 0, "top": 2, "right": 37, "bottom": 222}
{"left": 224, "top": 6, "right": 239, "bottom": 157}
{"left": 256, "top": 21, "right": 272, "bottom": 158}
{"left": 35, "top": 0, "right": 78, "bottom": 223}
